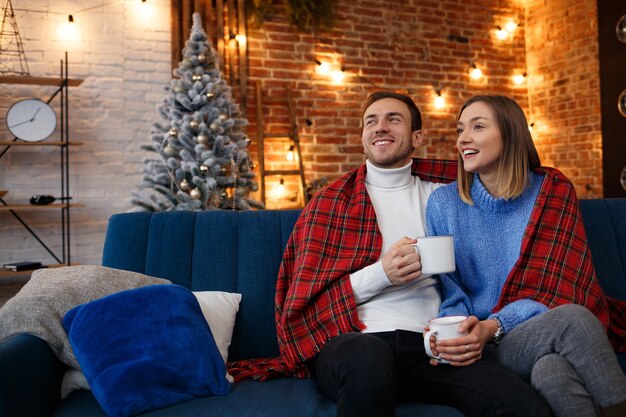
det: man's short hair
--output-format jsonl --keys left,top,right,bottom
{"left": 363, "top": 91, "right": 422, "bottom": 131}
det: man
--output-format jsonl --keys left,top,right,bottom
{"left": 230, "top": 92, "right": 551, "bottom": 417}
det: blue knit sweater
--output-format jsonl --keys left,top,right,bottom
{"left": 425, "top": 173, "right": 547, "bottom": 333}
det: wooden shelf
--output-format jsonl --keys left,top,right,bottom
{"left": 0, "top": 203, "right": 85, "bottom": 211}
{"left": 0, "top": 263, "right": 76, "bottom": 279}
{"left": 0, "top": 141, "right": 84, "bottom": 146}
{"left": 0, "top": 75, "right": 83, "bottom": 87}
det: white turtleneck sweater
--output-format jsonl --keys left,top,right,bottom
{"left": 349, "top": 160, "right": 444, "bottom": 334}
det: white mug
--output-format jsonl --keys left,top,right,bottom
{"left": 423, "top": 316, "right": 468, "bottom": 364}
{"left": 413, "top": 235, "right": 455, "bottom": 275}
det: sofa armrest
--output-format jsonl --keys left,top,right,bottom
{"left": 0, "top": 334, "right": 65, "bottom": 417}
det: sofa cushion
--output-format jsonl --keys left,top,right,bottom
{"left": 0, "top": 265, "right": 171, "bottom": 369}
{"left": 63, "top": 284, "right": 230, "bottom": 417}
{"left": 56, "top": 378, "right": 465, "bottom": 417}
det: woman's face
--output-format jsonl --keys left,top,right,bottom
{"left": 456, "top": 101, "right": 503, "bottom": 179}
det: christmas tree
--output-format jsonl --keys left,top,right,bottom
{"left": 131, "top": 13, "right": 262, "bottom": 211}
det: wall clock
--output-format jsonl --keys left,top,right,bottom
{"left": 6, "top": 98, "right": 57, "bottom": 142}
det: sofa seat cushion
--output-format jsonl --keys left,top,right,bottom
{"left": 54, "top": 378, "right": 465, "bottom": 417}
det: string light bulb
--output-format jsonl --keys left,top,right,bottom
{"left": 528, "top": 122, "right": 535, "bottom": 133}
{"left": 504, "top": 20, "right": 518, "bottom": 32}
{"left": 469, "top": 63, "right": 483, "bottom": 80}
{"left": 434, "top": 89, "right": 445, "bottom": 110}
{"left": 495, "top": 26, "right": 508, "bottom": 40}
{"left": 512, "top": 72, "right": 527, "bottom": 85}
{"left": 278, "top": 178, "right": 285, "bottom": 194}
{"left": 235, "top": 34, "right": 246, "bottom": 46}
{"left": 331, "top": 68, "right": 345, "bottom": 84}
{"left": 68, "top": 14, "right": 74, "bottom": 23}
{"left": 315, "top": 60, "right": 331, "bottom": 76}
{"left": 286, "top": 145, "right": 295, "bottom": 161}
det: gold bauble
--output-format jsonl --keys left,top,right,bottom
{"left": 219, "top": 113, "right": 228, "bottom": 120}
{"left": 200, "top": 164, "right": 209, "bottom": 173}
{"left": 190, "top": 188, "right": 202, "bottom": 199}
{"left": 180, "top": 179, "right": 190, "bottom": 191}
{"left": 198, "top": 53, "right": 207, "bottom": 62}
{"left": 168, "top": 128, "right": 178, "bottom": 137}
{"left": 207, "top": 92, "right": 215, "bottom": 98}
{"left": 163, "top": 145, "right": 176, "bottom": 156}
{"left": 192, "top": 74, "right": 202, "bottom": 81}
{"left": 197, "top": 133, "right": 209, "bottom": 144}
{"left": 190, "top": 120, "right": 199, "bottom": 130}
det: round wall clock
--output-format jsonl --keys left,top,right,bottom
{"left": 618, "top": 89, "right": 626, "bottom": 118}
{"left": 617, "top": 15, "right": 626, "bottom": 43}
{"left": 6, "top": 98, "right": 57, "bottom": 142}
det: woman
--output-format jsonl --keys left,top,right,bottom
{"left": 425, "top": 95, "right": 626, "bottom": 417}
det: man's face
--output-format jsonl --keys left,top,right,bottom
{"left": 361, "top": 98, "right": 423, "bottom": 169}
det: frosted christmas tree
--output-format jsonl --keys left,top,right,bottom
{"left": 131, "top": 13, "right": 262, "bottom": 211}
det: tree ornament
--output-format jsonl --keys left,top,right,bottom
{"left": 163, "top": 145, "right": 176, "bottom": 156}
{"left": 180, "top": 179, "right": 191, "bottom": 191}
{"left": 219, "top": 113, "right": 228, "bottom": 120}
{"left": 192, "top": 74, "right": 202, "bottom": 81}
{"left": 168, "top": 128, "right": 178, "bottom": 137}
{"left": 210, "top": 121, "right": 219, "bottom": 131}
{"left": 190, "top": 120, "right": 199, "bottom": 130}
{"left": 200, "top": 164, "right": 209, "bottom": 173}
{"left": 206, "top": 92, "right": 215, "bottom": 98}
{"left": 173, "top": 84, "right": 185, "bottom": 94}
{"left": 198, "top": 53, "right": 207, "bottom": 63}
{"left": 197, "top": 133, "right": 209, "bottom": 144}
{"left": 190, "top": 188, "right": 202, "bottom": 199}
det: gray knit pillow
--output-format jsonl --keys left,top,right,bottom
{"left": 0, "top": 265, "right": 170, "bottom": 369}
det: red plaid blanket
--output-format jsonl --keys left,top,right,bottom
{"left": 496, "top": 167, "right": 626, "bottom": 351}
{"left": 228, "top": 158, "right": 457, "bottom": 381}
{"left": 228, "top": 163, "right": 626, "bottom": 382}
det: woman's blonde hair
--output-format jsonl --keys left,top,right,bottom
{"left": 457, "top": 95, "right": 541, "bottom": 204}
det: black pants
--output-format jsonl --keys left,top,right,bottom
{"left": 313, "top": 331, "right": 552, "bottom": 417}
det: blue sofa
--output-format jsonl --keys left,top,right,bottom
{"left": 1, "top": 199, "right": 625, "bottom": 417}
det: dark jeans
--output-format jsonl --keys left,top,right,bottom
{"left": 313, "top": 331, "right": 552, "bottom": 417}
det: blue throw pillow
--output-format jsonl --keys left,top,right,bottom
{"left": 63, "top": 284, "right": 230, "bottom": 417}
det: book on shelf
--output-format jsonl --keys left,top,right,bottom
{"left": 3, "top": 261, "right": 47, "bottom": 271}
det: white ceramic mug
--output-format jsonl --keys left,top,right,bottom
{"left": 423, "top": 316, "right": 468, "bottom": 364}
{"left": 412, "top": 235, "right": 455, "bottom": 275}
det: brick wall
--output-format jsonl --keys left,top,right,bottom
{"left": 525, "top": 0, "right": 602, "bottom": 198}
{"left": 247, "top": 0, "right": 531, "bottom": 207}
{"left": 0, "top": 0, "right": 603, "bottom": 268}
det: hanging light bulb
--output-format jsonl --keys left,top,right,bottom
{"left": 235, "top": 34, "right": 247, "bottom": 47}
{"left": 286, "top": 145, "right": 295, "bottom": 161}
{"left": 504, "top": 20, "right": 518, "bottom": 33}
{"left": 62, "top": 14, "right": 78, "bottom": 41}
{"left": 495, "top": 26, "right": 508, "bottom": 40}
{"left": 278, "top": 178, "right": 285, "bottom": 194}
{"left": 512, "top": 72, "right": 527, "bottom": 85}
{"left": 331, "top": 69, "right": 345, "bottom": 84}
{"left": 469, "top": 63, "right": 483, "bottom": 80}
{"left": 434, "top": 89, "right": 445, "bottom": 110}
{"left": 315, "top": 60, "right": 331, "bottom": 76}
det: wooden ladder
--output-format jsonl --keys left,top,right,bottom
{"left": 255, "top": 81, "right": 306, "bottom": 207}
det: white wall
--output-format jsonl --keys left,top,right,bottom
{"left": 0, "top": 0, "right": 171, "bottom": 266}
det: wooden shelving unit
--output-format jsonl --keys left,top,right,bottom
{"left": 1, "top": 53, "right": 83, "bottom": 278}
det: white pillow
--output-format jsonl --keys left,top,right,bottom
{"left": 60, "top": 290, "right": 242, "bottom": 396}
{"left": 192, "top": 291, "right": 242, "bottom": 363}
